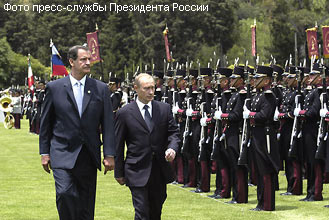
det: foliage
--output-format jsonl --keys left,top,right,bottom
{"left": 0, "top": 37, "right": 49, "bottom": 88}
{"left": 0, "top": 0, "right": 329, "bottom": 87}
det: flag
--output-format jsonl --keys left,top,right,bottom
{"left": 50, "top": 40, "right": 68, "bottom": 76}
{"left": 306, "top": 27, "right": 319, "bottom": 59}
{"left": 86, "top": 31, "right": 101, "bottom": 64}
{"left": 251, "top": 20, "right": 257, "bottom": 57}
{"left": 28, "top": 54, "right": 34, "bottom": 92}
{"left": 322, "top": 26, "right": 329, "bottom": 58}
{"left": 163, "top": 26, "right": 172, "bottom": 62}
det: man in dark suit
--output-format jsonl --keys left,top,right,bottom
{"left": 114, "top": 73, "right": 180, "bottom": 220}
{"left": 39, "top": 45, "right": 116, "bottom": 220}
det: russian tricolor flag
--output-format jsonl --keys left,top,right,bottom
{"left": 50, "top": 39, "right": 68, "bottom": 76}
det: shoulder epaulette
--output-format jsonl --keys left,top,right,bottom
{"left": 265, "top": 90, "right": 273, "bottom": 94}
{"left": 239, "top": 90, "right": 247, "bottom": 94}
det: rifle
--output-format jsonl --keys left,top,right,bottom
{"left": 124, "top": 66, "right": 131, "bottom": 104}
{"left": 210, "top": 61, "right": 222, "bottom": 160}
{"left": 198, "top": 103, "right": 207, "bottom": 162}
{"left": 288, "top": 67, "right": 302, "bottom": 158}
{"left": 238, "top": 61, "right": 251, "bottom": 165}
{"left": 315, "top": 64, "right": 327, "bottom": 160}
{"left": 210, "top": 88, "right": 222, "bottom": 160}
{"left": 161, "top": 60, "right": 169, "bottom": 103}
{"left": 172, "top": 64, "right": 179, "bottom": 121}
{"left": 181, "top": 58, "right": 192, "bottom": 154}
{"left": 197, "top": 63, "right": 207, "bottom": 162}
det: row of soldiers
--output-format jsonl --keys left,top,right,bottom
{"left": 1, "top": 79, "right": 47, "bottom": 133}
{"left": 109, "top": 61, "right": 329, "bottom": 211}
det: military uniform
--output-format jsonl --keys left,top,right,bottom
{"left": 247, "top": 66, "right": 280, "bottom": 211}
{"left": 277, "top": 66, "right": 304, "bottom": 195}
{"left": 296, "top": 65, "right": 323, "bottom": 201}
{"left": 220, "top": 66, "right": 248, "bottom": 203}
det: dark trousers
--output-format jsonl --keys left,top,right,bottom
{"left": 129, "top": 158, "right": 167, "bottom": 220}
{"left": 13, "top": 113, "right": 21, "bottom": 129}
{"left": 256, "top": 173, "right": 276, "bottom": 211}
{"left": 52, "top": 146, "right": 97, "bottom": 220}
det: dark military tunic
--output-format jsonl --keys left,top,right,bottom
{"left": 250, "top": 90, "right": 280, "bottom": 175}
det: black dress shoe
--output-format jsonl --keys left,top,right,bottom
{"left": 250, "top": 207, "right": 263, "bottom": 211}
{"left": 191, "top": 188, "right": 204, "bottom": 193}
{"left": 226, "top": 200, "right": 237, "bottom": 204}
{"left": 324, "top": 205, "right": 329, "bottom": 208}
{"left": 280, "top": 192, "right": 293, "bottom": 196}
{"left": 299, "top": 197, "right": 309, "bottom": 201}
{"left": 207, "top": 193, "right": 219, "bottom": 198}
{"left": 214, "top": 194, "right": 225, "bottom": 199}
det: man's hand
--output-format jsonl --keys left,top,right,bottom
{"left": 165, "top": 148, "right": 176, "bottom": 162}
{"left": 41, "top": 155, "right": 51, "bottom": 173}
{"left": 103, "top": 156, "right": 115, "bottom": 175}
{"left": 115, "top": 177, "right": 126, "bottom": 185}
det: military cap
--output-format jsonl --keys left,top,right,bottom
{"left": 167, "top": 70, "right": 174, "bottom": 78}
{"left": 254, "top": 65, "right": 273, "bottom": 78}
{"left": 230, "top": 66, "right": 244, "bottom": 79}
{"left": 153, "top": 70, "right": 164, "bottom": 79}
{"left": 189, "top": 69, "right": 198, "bottom": 78}
{"left": 109, "top": 77, "right": 120, "bottom": 84}
{"left": 282, "top": 65, "right": 289, "bottom": 77}
{"left": 273, "top": 65, "right": 284, "bottom": 81}
{"left": 310, "top": 63, "right": 321, "bottom": 74}
{"left": 176, "top": 69, "right": 186, "bottom": 78}
{"left": 217, "top": 67, "right": 232, "bottom": 78}
{"left": 200, "top": 68, "right": 213, "bottom": 77}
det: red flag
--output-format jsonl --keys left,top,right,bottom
{"left": 86, "top": 31, "right": 101, "bottom": 64}
{"left": 251, "top": 23, "right": 256, "bottom": 57}
{"left": 306, "top": 27, "right": 319, "bottom": 59}
{"left": 27, "top": 54, "right": 34, "bottom": 92}
{"left": 163, "top": 26, "right": 171, "bottom": 62}
{"left": 322, "top": 26, "right": 329, "bottom": 58}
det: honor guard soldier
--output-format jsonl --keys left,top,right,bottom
{"left": 191, "top": 67, "right": 214, "bottom": 193}
{"left": 108, "top": 77, "right": 122, "bottom": 116}
{"left": 217, "top": 66, "right": 248, "bottom": 203}
{"left": 33, "top": 79, "right": 46, "bottom": 134}
{"left": 208, "top": 67, "right": 233, "bottom": 199}
{"left": 153, "top": 70, "right": 165, "bottom": 101}
{"left": 295, "top": 63, "right": 323, "bottom": 201}
{"left": 318, "top": 66, "right": 329, "bottom": 207}
{"left": 277, "top": 66, "right": 304, "bottom": 196}
{"left": 171, "top": 69, "right": 187, "bottom": 184}
{"left": 244, "top": 65, "right": 280, "bottom": 211}
{"left": 181, "top": 69, "right": 200, "bottom": 188}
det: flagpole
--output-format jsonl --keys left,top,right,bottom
{"left": 50, "top": 38, "right": 53, "bottom": 79}
{"left": 95, "top": 24, "right": 105, "bottom": 82}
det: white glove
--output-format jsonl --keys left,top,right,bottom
{"left": 320, "top": 108, "right": 328, "bottom": 118}
{"left": 186, "top": 108, "right": 193, "bottom": 117}
{"left": 172, "top": 104, "right": 179, "bottom": 114}
{"left": 200, "top": 117, "right": 207, "bottom": 127}
{"left": 243, "top": 105, "right": 250, "bottom": 119}
{"left": 214, "top": 110, "right": 222, "bottom": 120}
{"left": 293, "top": 108, "right": 301, "bottom": 117}
{"left": 273, "top": 108, "right": 279, "bottom": 121}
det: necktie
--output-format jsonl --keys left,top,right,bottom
{"left": 143, "top": 105, "right": 152, "bottom": 131}
{"left": 75, "top": 82, "right": 83, "bottom": 117}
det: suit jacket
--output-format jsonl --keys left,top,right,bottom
{"left": 114, "top": 100, "right": 180, "bottom": 187}
{"left": 39, "top": 76, "right": 116, "bottom": 170}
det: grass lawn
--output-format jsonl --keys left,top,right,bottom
{"left": 1, "top": 119, "right": 329, "bottom": 219}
